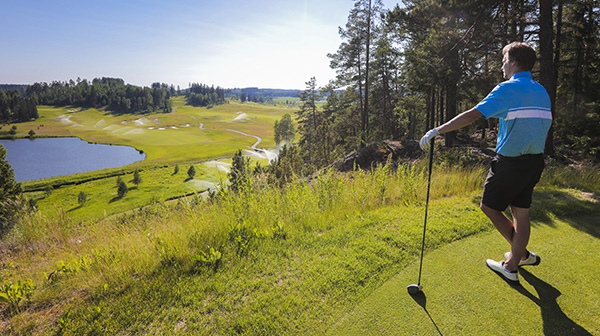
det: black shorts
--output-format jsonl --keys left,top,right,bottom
{"left": 481, "top": 154, "right": 545, "bottom": 211}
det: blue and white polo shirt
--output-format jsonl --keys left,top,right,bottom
{"left": 474, "top": 71, "right": 552, "bottom": 157}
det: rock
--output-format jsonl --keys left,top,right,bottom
{"left": 326, "top": 140, "right": 422, "bottom": 173}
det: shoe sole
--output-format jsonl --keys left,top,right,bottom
{"left": 486, "top": 262, "right": 520, "bottom": 286}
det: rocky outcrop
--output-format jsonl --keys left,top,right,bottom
{"left": 326, "top": 140, "right": 422, "bottom": 173}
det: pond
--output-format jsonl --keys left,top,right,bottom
{"left": 0, "top": 137, "right": 146, "bottom": 182}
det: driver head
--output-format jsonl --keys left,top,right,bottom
{"left": 407, "top": 284, "right": 422, "bottom": 295}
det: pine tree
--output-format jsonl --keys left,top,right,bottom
{"left": 0, "top": 144, "right": 22, "bottom": 232}
{"left": 187, "top": 165, "right": 196, "bottom": 180}
{"left": 297, "top": 77, "right": 322, "bottom": 164}
{"left": 78, "top": 191, "right": 87, "bottom": 206}
{"left": 228, "top": 150, "right": 250, "bottom": 192}
{"left": 117, "top": 180, "right": 128, "bottom": 198}
{"left": 274, "top": 114, "right": 296, "bottom": 145}
{"left": 328, "top": 0, "right": 384, "bottom": 145}
{"left": 133, "top": 169, "right": 142, "bottom": 186}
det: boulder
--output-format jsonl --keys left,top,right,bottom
{"left": 326, "top": 140, "right": 422, "bottom": 173}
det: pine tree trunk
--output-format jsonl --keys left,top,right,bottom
{"left": 538, "top": 0, "right": 555, "bottom": 154}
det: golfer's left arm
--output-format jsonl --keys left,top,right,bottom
{"left": 436, "top": 108, "right": 483, "bottom": 134}
{"left": 419, "top": 108, "right": 483, "bottom": 150}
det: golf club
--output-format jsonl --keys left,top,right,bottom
{"left": 407, "top": 138, "right": 434, "bottom": 295}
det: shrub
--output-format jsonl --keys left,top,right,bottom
{"left": 0, "top": 279, "right": 35, "bottom": 315}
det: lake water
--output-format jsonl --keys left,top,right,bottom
{"left": 0, "top": 137, "right": 146, "bottom": 182}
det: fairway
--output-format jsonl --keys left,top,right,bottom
{"left": 14, "top": 98, "right": 289, "bottom": 166}
{"left": 12, "top": 98, "right": 296, "bottom": 222}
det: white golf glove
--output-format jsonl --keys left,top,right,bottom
{"left": 419, "top": 128, "right": 439, "bottom": 150}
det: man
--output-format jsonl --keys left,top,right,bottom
{"left": 419, "top": 42, "right": 552, "bottom": 285}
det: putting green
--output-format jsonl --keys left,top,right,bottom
{"left": 327, "top": 215, "right": 600, "bottom": 335}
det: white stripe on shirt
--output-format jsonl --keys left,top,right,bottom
{"left": 506, "top": 107, "right": 552, "bottom": 121}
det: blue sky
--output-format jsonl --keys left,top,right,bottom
{"left": 1, "top": 0, "right": 400, "bottom": 90}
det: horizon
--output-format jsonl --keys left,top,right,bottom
{"left": 1, "top": 0, "right": 400, "bottom": 91}
{"left": 0, "top": 82, "right": 304, "bottom": 91}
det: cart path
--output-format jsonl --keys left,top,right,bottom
{"left": 224, "top": 129, "right": 262, "bottom": 149}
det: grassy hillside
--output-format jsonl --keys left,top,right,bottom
{"left": 1, "top": 160, "right": 598, "bottom": 335}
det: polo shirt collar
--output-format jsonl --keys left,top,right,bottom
{"left": 511, "top": 71, "right": 532, "bottom": 79}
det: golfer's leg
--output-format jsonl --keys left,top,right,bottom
{"left": 504, "top": 206, "right": 531, "bottom": 271}
{"left": 480, "top": 203, "right": 514, "bottom": 243}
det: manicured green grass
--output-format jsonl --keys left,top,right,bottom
{"left": 327, "top": 196, "right": 600, "bottom": 335}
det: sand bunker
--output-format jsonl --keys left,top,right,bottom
{"left": 135, "top": 118, "right": 150, "bottom": 125}
{"left": 123, "top": 129, "right": 145, "bottom": 135}
{"left": 57, "top": 115, "right": 73, "bottom": 123}
{"left": 94, "top": 119, "right": 106, "bottom": 128}
{"left": 233, "top": 113, "right": 249, "bottom": 121}
{"left": 103, "top": 125, "right": 121, "bottom": 131}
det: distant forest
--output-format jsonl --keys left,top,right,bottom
{"left": 0, "top": 77, "right": 176, "bottom": 124}
{"left": 0, "top": 90, "right": 38, "bottom": 123}
{"left": 187, "top": 83, "right": 226, "bottom": 107}
{"left": 26, "top": 78, "right": 174, "bottom": 114}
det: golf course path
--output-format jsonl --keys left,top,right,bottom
{"left": 327, "top": 215, "right": 600, "bottom": 335}
{"left": 225, "top": 129, "right": 262, "bottom": 149}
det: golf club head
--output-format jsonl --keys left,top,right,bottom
{"left": 407, "top": 284, "right": 422, "bottom": 295}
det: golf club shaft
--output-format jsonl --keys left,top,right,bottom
{"left": 417, "top": 139, "right": 434, "bottom": 286}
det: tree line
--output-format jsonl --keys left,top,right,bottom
{"left": 293, "top": 0, "right": 600, "bottom": 168}
{"left": 24, "top": 78, "right": 174, "bottom": 114}
{"left": 187, "top": 83, "right": 226, "bottom": 107}
{"left": 0, "top": 90, "right": 38, "bottom": 123}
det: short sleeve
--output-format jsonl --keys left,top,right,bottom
{"left": 474, "top": 84, "right": 509, "bottom": 120}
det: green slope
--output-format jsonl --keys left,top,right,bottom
{"left": 327, "top": 214, "right": 600, "bottom": 335}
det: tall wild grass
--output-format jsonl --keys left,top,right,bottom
{"left": 2, "top": 159, "right": 598, "bottom": 334}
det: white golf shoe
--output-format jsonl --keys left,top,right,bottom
{"left": 486, "top": 259, "right": 519, "bottom": 285}
{"left": 503, "top": 251, "right": 541, "bottom": 266}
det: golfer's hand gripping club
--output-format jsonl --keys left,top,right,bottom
{"left": 419, "top": 128, "right": 439, "bottom": 151}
